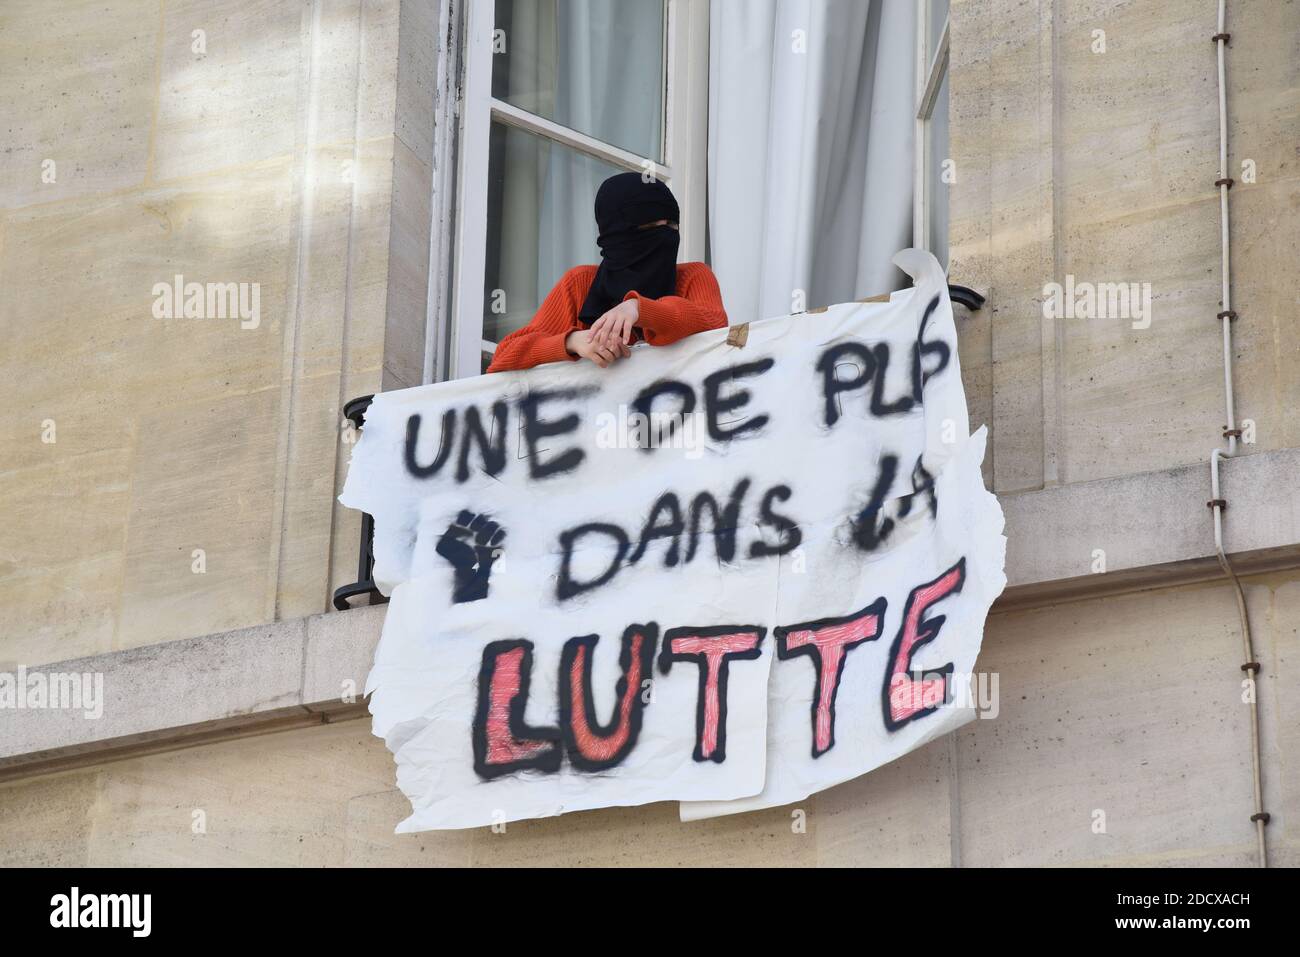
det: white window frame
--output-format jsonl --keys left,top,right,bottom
{"left": 913, "top": 2, "right": 949, "bottom": 262}
{"left": 437, "top": 0, "right": 710, "bottom": 382}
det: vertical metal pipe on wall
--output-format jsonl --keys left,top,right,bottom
{"left": 1206, "top": 0, "right": 1268, "bottom": 867}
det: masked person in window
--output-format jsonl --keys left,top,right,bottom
{"left": 487, "top": 172, "right": 728, "bottom": 373}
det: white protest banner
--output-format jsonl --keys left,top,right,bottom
{"left": 340, "top": 249, "right": 1006, "bottom": 831}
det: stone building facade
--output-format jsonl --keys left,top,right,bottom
{"left": 1, "top": 0, "right": 1297, "bottom": 866}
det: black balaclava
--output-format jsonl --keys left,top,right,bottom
{"left": 577, "top": 172, "right": 681, "bottom": 326}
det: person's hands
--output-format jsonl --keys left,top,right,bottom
{"left": 589, "top": 299, "right": 639, "bottom": 356}
{"left": 564, "top": 328, "right": 625, "bottom": 368}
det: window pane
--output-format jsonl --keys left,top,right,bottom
{"left": 492, "top": 0, "right": 666, "bottom": 161}
{"left": 483, "top": 122, "right": 625, "bottom": 343}
{"left": 927, "top": 0, "right": 949, "bottom": 65}
{"left": 926, "top": 68, "right": 950, "bottom": 269}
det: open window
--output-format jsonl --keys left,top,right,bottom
{"left": 440, "top": 0, "right": 949, "bottom": 383}
{"left": 914, "top": 0, "right": 950, "bottom": 269}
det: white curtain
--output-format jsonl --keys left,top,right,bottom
{"left": 708, "top": 0, "right": 916, "bottom": 322}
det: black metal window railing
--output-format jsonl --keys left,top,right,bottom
{"left": 332, "top": 395, "right": 388, "bottom": 611}
{"left": 947, "top": 284, "right": 985, "bottom": 311}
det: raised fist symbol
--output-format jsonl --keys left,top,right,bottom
{"left": 436, "top": 510, "right": 506, "bottom": 604}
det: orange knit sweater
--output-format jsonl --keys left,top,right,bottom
{"left": 486, "top": 262, "right": 728, "bottom": 374}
